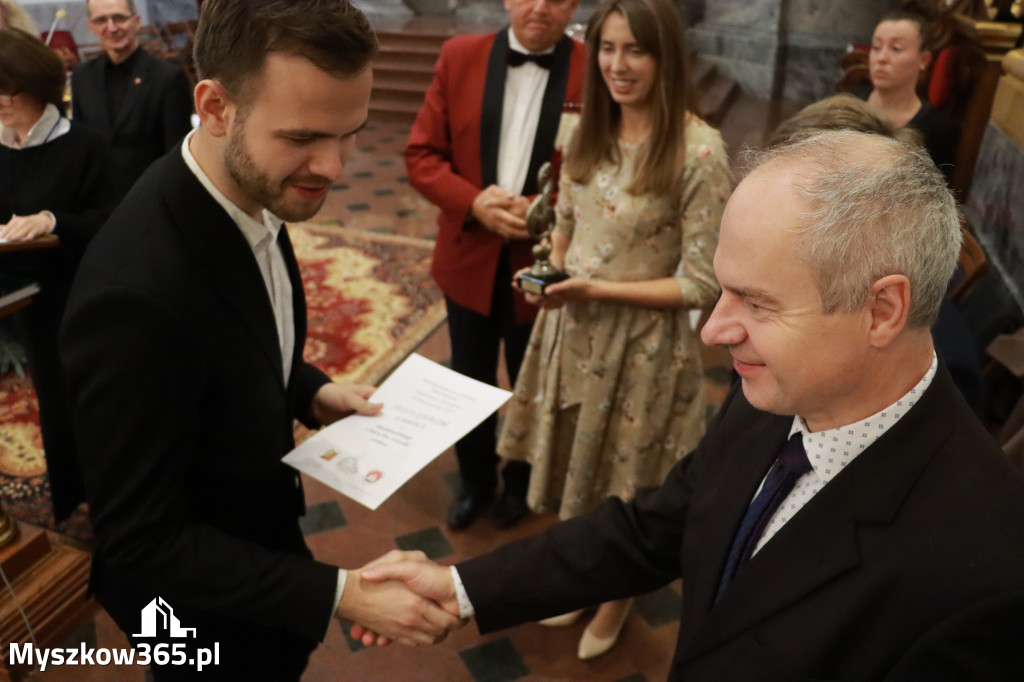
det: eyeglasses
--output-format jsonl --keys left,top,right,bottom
{"left": 0, "top": 91, "right": 19, "bottom": 107}
{"left": 89, "top": 13, "right": 135, "bottom": 27}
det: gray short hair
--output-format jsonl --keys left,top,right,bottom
{"left": 86, "top": 0, "right": 137, "bottom": 16}
{"left": 751, "top": 129, "right": 961, "bottom": 328}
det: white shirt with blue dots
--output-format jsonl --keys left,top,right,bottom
{"left": 753, "top": 353, "right": 939, "bottom": 556}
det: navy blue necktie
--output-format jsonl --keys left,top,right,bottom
{"left": 716, "top": 433, "right": 811, "bottom": 601}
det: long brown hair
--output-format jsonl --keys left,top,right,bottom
{"left": 564, "top": 0, "right": 693, "bottom": 196}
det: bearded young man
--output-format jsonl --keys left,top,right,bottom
{"left": 60, "top": 1, "right": 460, "bottom": 678}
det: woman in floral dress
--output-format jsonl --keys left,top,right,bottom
{"left": 497, "top": 0, "right": 731, "bottom": 660}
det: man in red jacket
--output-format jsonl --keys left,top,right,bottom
{"left": 406, "top": 0, "right": 586, "bottom": 530}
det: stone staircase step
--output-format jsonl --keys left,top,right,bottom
{"left": 697, "top": 70, "right": 739, "bottom": 126}
{"left": 690, "top": 55, "right": 716, "bottom": 90}
{"left": 371, "top": 28, "right": 446, "bottom": 127}
{"left": 370, "top": 108, "right": 419, "bottom": 125}
{"left": 372, "top": 87, "right": 432, "bottom": 107}
{"left": 374, "top": 70, "right": 436, "bottom": 91}
{"left": 370, "top": 94, "right": 423, "bottom": 125}
{"left": 375, "top": 31, "right": 449, "bottom": 52}
{"left": 367, "top": 24, "right": 745, "bottom": 146}
{"left": 374, "top": 48, "right": 439, "bottom": 73}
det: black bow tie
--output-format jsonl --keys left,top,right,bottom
{"left": 507, "top": 49, "right": 554, "bottom": 69}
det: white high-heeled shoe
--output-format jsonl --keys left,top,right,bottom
{"left": 577, "top": 599, "right": 633, "bottom": 660}
{"left": 537, "top": 609, "right": 585, "bottom": 627}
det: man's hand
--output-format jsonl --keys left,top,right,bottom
{"left": 471, "top": 185, "right": 529, "bottom": 240}
{"left": 0, "top": 213, "right": 55, "bottom": 242}
{"left": 311, "top": 382, "right": 382, "bottom": 426}
{"left": 351, "top": 559, "right": 463, "bottom": 646}
{"left": 337, "top": 554, "right": 462, "bottom": 647}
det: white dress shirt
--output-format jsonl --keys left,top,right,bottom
{"left": 180, "top": 132, "right": 295, "bottom": 384}
{"left": 180, "top": 132, "right": 346, "bottom": 624}
{"left": 496, "top": 29, "right": 554, "bottom": 196}
{"left": 754, "top": 353, "right": 939, "bottom": 554}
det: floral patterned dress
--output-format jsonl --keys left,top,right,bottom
{"left": 497, "top": 118, "right": 731, "bottom": 520}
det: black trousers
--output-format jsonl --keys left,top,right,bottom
{"left": 445, "top": 247, "right": 531, "bottom": 497}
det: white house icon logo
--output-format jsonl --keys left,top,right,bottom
{"left": 133, "top": 597, "right": 197, "bottom": 638}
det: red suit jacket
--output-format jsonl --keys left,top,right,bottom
{"left": 406, "top": 30, "right": 586, "bottom": 323}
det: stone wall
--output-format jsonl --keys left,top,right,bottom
{"left": 347, "top": 0, "right": 907, "bottom": 104}
{"left": 144, "top": 0, "right": 199, "bottom": 26}
{"left": 355, "top": 0, "right": 597, "bottom": 26}
{"left": 689, "top": 0, "right": 901, "bottom": 101}
{"left": 965, "top": 49, "right": 1024, "bottom": 311}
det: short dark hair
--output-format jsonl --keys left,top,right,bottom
{"left": 0, "top": 27, "right": 66, "bottom": 108}
{"left": 193, "top": 0, "right": 377, "bottom": 107}
{"left": 86, "top": 0, "right": 137, "bottom": 17}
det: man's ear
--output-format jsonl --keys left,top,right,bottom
{"left": 193, "top": 80, "right": 232, "bottom": 137}
{"left": 867, "top": 274, "right": 911, "bottom": 348}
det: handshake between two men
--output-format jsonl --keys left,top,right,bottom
{"left": 336, "top": 550, "right": 464, "bottom": 647}
{"left": 331, "top": 185, "right": 533, "bottom": 651}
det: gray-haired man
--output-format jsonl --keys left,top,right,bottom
{"left": 358, "top": 130, "right": 1024, "bottom": 680}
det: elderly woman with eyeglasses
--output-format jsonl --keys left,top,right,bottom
{"left": 0, "top": 27, "right": 117, "bottom": 522}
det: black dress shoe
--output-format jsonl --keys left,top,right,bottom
{"left": 447, "top": 491, "right": 492, "bottom": 530}
{"left": 492, "top": 491, "right": 530, "bottom": 529}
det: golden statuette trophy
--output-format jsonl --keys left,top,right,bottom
{"left": 516, "top": 162, "right": 569, "bottom": 295}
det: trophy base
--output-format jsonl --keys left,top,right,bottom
{"left": 516, "top": 270, "right": 569, "bottom": 295}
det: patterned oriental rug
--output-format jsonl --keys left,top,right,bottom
{"left": 0, "top": 223, "right": 445, "bottom": 539}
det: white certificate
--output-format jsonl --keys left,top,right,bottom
{"left": 283, "top": 353, "right": 512, "bottom": 510}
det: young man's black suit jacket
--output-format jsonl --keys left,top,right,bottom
{"left": 458, "top": 363, "right": 1024, "bottom": 680}
{"left": 60, "top": 147, "right": 338, "bottom": 678}
{"left": 71, "top": 48, "right": 193, "bottom": 196}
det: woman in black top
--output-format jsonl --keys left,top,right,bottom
{"left": 866, "top": 11, "right": 959, "bottom": 181}
{"left": 0, "top": 28, "right": 117, "bottom": 521}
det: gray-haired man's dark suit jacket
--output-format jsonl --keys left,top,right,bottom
{"left": 458, "top": 364, "right": 1024, "bottom": 680}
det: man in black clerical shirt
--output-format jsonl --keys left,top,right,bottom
{"left": 71, "top": 0, "right": 193, "bottom": 196}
